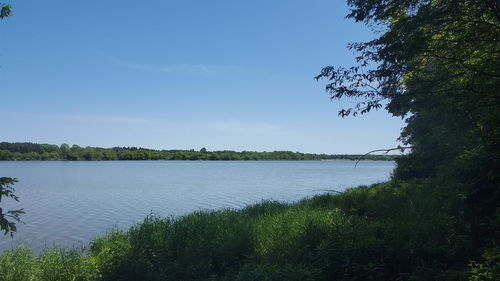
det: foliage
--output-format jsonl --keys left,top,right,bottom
{"left": 0, "top": 1, "right": 22, "bottom": 239}
{"left": 468, "top": 247, "right": 500, "bottom": 281}
{"left": 0, "top": 247, "right": 33, "bottom": 281}
{"left": 316, "top": 0, "right": 500, "bottom": 250}
{"left": 89, "top": 230, "right": 131, "bottom": 281}
{"left": 0, "top": 181, "right": 478, "bottom": 281}
{"left": 0, "top": 3, "right": 12, "bottom": 19}
{"left": 0, "top": 142, "right": 398, "bottom": 161}
{"left": 0, "top": 178, "right": 24, "bottom": 236}
{"left": 0, "top": 246, "right": 99, "bottom": 281}
{"left": 0, "top": 0, "right": 498, "bottom": 280}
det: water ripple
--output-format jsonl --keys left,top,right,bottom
{"left": 0, "top": 160, "right": 394, "bottom": 253}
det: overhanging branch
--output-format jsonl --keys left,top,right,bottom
{"left": 355, "top": 146, "right": 413, "bottom": 168}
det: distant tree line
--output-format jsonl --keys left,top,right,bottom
{"left": 0, "top": 142, "right": 396, "bottom": 161}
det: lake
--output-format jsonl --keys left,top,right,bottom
{"left": 0, "top": 160, "right": 394, "bottom": 253}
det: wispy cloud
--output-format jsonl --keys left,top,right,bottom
{"left": 65, "top": 114, "right": 151, "bottom": 125}
{"left": 159, "top": 64, "right": 236, "bottom": 76}
{"left": 62, "top": 114, "right": 199, "bottom": 134}
{"left": 106, "top": 57, "right": 154, "bottom": 71}
{"left": 206, "top": 120, "right": 287, "bottom": 136}
{"left": 102, "top": 54, "right": 236, "bottom": 76}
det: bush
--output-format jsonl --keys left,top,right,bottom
{"left": 469, "top": 247, "right": 500, "bottom": 281}
{"left": 35, "top": 247, "right": 99, "bottom": 281}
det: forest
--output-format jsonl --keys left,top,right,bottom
{"left": 0, "top": 142, "right": 397, "bottom": 161}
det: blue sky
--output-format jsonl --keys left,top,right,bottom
{"left": 0, "top": 0, "right": 404, "bottom": 154}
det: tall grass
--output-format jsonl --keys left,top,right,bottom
{"left": 0, "top": 181, "right": 482, "bottom": 280}
{"left": 0, "top": 246, "right": 98, "bottom": 281}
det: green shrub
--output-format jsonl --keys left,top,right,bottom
{"left": 89, "top": 229, "right": 131, "bottom": 281}
{"left": 35, "top": 247, "right": 99, "bottom": 281}
{"left": 469, "top": 247, "right": 500, "bottom": 281}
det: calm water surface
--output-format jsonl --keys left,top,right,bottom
{"left": 0, "top": 160, "right": 394, "bottom": 253}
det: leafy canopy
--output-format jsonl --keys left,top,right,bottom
{"left": 316, "top": 0, "right": 499, "bottom": 118}
{"left": 316, "top": 0, "right": 500, "bottom": 247}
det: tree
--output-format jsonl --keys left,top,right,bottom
{"left": 316, "top": 0, "right": 499, "bottom": 244}
{"left": 0, "top": 178, "right": 24, "bottom": 236}
{"left": 0, "top": 3, "right": 22, "bottom": 237}
{"left": 0, "top": 3, "right": 12, "bottom": 19}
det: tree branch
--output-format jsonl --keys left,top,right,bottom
{"left": 355, "top": 146, "right": 413, "bottom": 168}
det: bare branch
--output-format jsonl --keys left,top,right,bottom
{"left": 354, "top": 146, "right": 413, "bottom": 168}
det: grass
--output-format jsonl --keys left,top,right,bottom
{"left": 0, "top": 181, "right": 493, "bottom": 281}
{"left": 0, "top": 246, "right": 98, "bottom": 281}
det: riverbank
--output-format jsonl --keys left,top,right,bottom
{"left": 0, "top": 142, "right": 397, "bottom": 161}
{"left": 0, "top": 180, "right": 495, "bottom": 281}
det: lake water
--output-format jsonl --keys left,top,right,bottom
{"left": 0, "top": 160, "right": 394, "bottom": 253}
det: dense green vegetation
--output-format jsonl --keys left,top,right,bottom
{"left": 315, "top": 0, "right": 500, "bottom": 260}
{"left": 0, "top": 142, "right": 397, "bottom": 161}
{"left": 0, "top": 181, "right": 497, "bottom": 281}
{"left": 1, "top": 0, "right": 499, "bottom": 280}
{"left": 0, "top": 177, "right": 24, "bottom": 236}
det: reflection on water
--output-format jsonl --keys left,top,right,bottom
{"left": 0, "top": 160, "right": 394, "bottom": 252}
